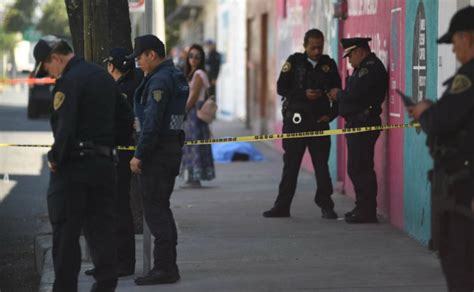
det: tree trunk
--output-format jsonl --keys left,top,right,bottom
{"left": 65, "top": 0, "right": 84, "bottom": 57}
{"left": 83, "top": 0, "right": 109, "bottom": 63}
{"left": 65, "top": 0, "right": 132, "bottom": 64}
{"left": 109, "top": 0, "right": 133, "bottom": 52}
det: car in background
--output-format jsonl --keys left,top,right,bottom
{"left": 27, "top": 66, "right": 53, "bottom": 119}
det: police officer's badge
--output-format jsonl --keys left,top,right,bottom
{"left": 152, "top": 90, "right": 163, "bottom": 102}
{"left": 449, "top": 74, "right": 472, "bottom": 94}
{"left": 281, "top": 62, "right": 291, "bottom": 73}
{"left": 122, "top": 93, "right": 128, "bottom": 99}
{"left": 53, "top": 91, "right": 65, "bottom": 111}
{"left": 358, "top": 68, "right": 369, "bottom": 78}
{"left": 322, "top": 65, "right": 330, "bottom": 73}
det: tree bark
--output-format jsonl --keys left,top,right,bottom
{"left": 65, "top": 0, "right": 132, "bottom": 64}
{"left": 65, "top": 0, "right": 84, "bottom": 57}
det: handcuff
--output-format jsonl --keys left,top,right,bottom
{"left": 292, "top": 113, "right": 302, "bottom": 124}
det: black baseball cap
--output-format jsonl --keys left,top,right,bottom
{"left": 127, "top": 34, "right": 165, "bottom": 59}
{"left": 33, "top": 35, "right": 72, "bottom": 74}
{"left": 437, "top": 6, "right": 474, "bottom": 44}
{"left": 103, "top": 47, "right": 134, "bottom": 71}
{"left": 341, "top": 37, "right": 372, "bottom": 58}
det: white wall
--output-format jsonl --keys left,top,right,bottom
{"left": 216, "top": 0, "right": 247, "bottom": 121}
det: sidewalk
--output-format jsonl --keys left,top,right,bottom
{"left": 38, "top": 120, "right": 446, "bottom": 291}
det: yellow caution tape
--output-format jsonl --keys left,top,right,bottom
{"left": 0, "top": 122, "right": 420, "bottom": 150}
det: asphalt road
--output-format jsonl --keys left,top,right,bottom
{"left": 0, "top": 82, "right": 52, "bottom": 292}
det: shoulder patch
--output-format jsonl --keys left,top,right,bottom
{"left": 322, "top": 65, "right": 330, "bottom": 73}
{"left": 358, "top": 68, "right": 369, "bottom": 78}
{"left": 449, "top": 74, "right": 472, "bottom": 94}
{"left": 53, "top": 91, "right": 65, "bottom": 111}
{"left": 281, "top": 62, "right": 291, "bottom": 73}
{"left": 152, "top": 90, "right": 163, "bottom": 102}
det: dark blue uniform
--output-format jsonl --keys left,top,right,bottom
{"left": 114, "top": 68, "right": 143, "bottom": 274}
{"left": 272, "top": 53, "right": 340, "bottom": 215}
{"left": 337, "top": 52, "right": 387, "bottom": 222}
{"left": 419, "top": 59, "right": 474, "bottom": 291}
{"left": 47, "top": 56, "right": 121, "bottom": 291}
{"left": 134, "top": 59, "right": 189, "bottom": 273}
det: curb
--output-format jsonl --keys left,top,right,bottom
{"left": 34, "top": 234, "right": 53, "bottom": 292}
{"left": 35, "top": 234, "right": 90, "bottom": 292}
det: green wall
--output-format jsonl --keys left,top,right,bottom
{"left": 403, "top": 0, "right": 438, "bottom": 244}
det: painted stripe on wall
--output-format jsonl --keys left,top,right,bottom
{"left": 403, "top": 0, "right": 438, "bottom": 245}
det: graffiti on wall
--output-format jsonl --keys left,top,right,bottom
{"left": 412, "top": 2, "right": 427, "bottom": 103}
{"left": 348, "top": 0, "right": 378, "bottom": 16}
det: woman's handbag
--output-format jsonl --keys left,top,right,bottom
{"left": 197, "top": 93, "right": 218, "bottom": 124}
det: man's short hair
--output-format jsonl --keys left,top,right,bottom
{"left": 44, "top": 41, "right": 73, "bottom": 61}
{"left": 304, "top": 29, "right": 325, "bottom": 45}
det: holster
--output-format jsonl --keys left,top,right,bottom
{"left": 429, "top": 165, "right": 473, "bottom": 252}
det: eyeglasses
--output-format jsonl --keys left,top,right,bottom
{"left": 188, "top": 53, "right": 201, "bottom": 60}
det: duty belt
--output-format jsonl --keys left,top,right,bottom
{"left": 71, "top": 141, "right": 113, "bottom": 158}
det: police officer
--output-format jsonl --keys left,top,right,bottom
{"left": 128, "top": 35, "right": 189, "bottom": 285}
{"left": 84, "top": 47, "right": 143, "bottom": 277}
{"left": 328, "top": 37, "right": 388, "bottom": 224}
{"left": 263, "top": 29, "right": 341, "bottom": 219}
{"left": 33, "top": 36, "right": 123, "bottom": 291}
{"left": 204, "top": 39, "right": 221, "bottom": 96}
{"left": 409, "top": 6, "right": 474, "bottom": 291}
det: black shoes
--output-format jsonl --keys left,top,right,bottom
{"left": 262, "top": 208, "right": 290, "bottom": 218}
{"left": 321, "top": 208, "right": 338, "bottom": 219}
{"left": 345, "top": 213, "right": 378, "bottom": 224}
{"left": 85, "top": 267, "right": 135, "bottom": 277}
{"left": 134, "top": 268, "right": 180, "bottom": 285}
{"left": 344, "top": 208, "right": 356, "bottom": 218}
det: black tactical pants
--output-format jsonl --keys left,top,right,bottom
{"left": 47, "top": 158, "right": 118, "bottom": 292}
{"left": 115, "top": 150, "right": 135, "bottom": 271}
{"left": 139, "top": 141, "right": 182, "bottom": 271}
{"left": 274, "top": 125, "right": 334, "bottom": 211}
{"left": 345, "top": 118, "right": 381, "bottom": 217}
{"left": 440, "top": 211, "right": 474, "bottom": 292}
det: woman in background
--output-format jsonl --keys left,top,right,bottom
{"left": 181, "top": 44, "right": 215, "bottom": 188}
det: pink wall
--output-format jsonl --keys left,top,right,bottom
{"left": 338, "top": 0, "right": 406, "bottom": 227}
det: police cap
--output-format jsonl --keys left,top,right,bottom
{"left": 103, "top": 47, "right": 134, "bottom": 72}
{"left": 341, "top": 37, "right": 372, "bottom": 58}
{"left": 127, "top": 34, "right": 165, "bottom": 59}
{"left": 33, "top": 35, "right": 69, "bottom": 74}
{"left": 438, "top": 6, "right": 474, "bottom": 44}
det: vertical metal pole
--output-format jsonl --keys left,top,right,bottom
{"left": 145, "top": 0, "right": 154, "bottom": 34}
{"left": 83, "top": 0, "right": 92, "bottom": 262}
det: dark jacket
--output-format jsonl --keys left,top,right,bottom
{"left": 337, "top": 52, "right": 388, "bottom": 119}
{"left": 134, "top": 59, "right": 189, "bottom": 160}
{"left": 277, "top": 53, "right": 341, "bottom": 131}
{"left": 116, "top": 68, "right": 143, "bottom": 146}
{"left": 206, "top": 49, "right": 221, "bottom": 82}
{"left": 48, "top": 56, "right": 121, "bottom": 166}
{"left": 419, "top": 58, "right": 474, "bottom": 206}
